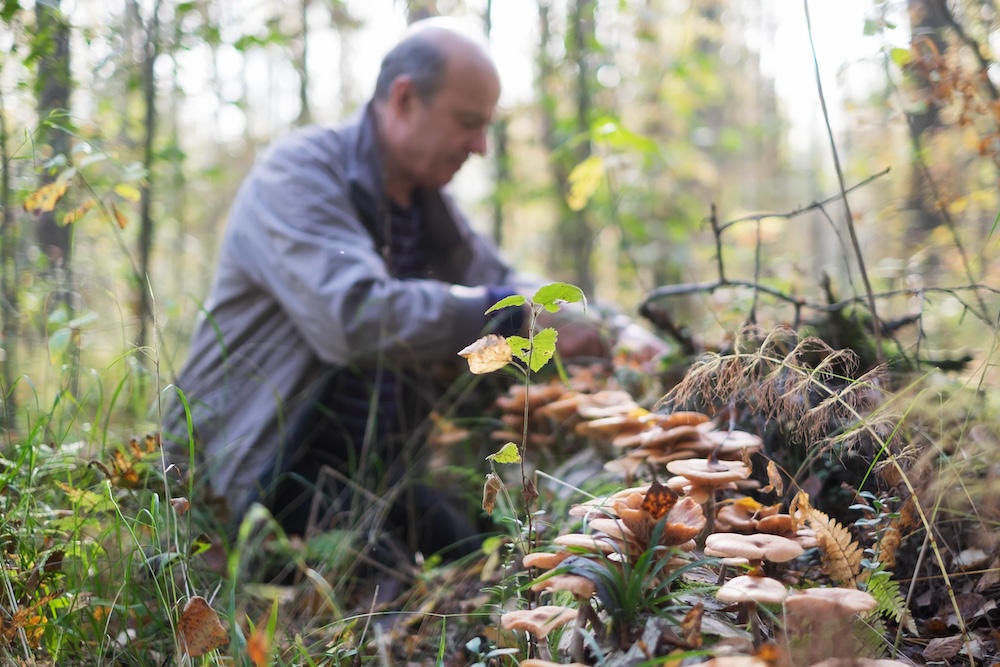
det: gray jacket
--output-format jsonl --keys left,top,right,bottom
{"left": 164, "top": 104, "right": 512, "bottom": 517}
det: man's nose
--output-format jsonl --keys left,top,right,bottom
{"left": 469, "top": 127, "right": 489, "bottom": 156}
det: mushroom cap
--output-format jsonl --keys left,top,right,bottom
{"left": 587, "top": 517, "right": 639, "bottom": 544}
{"left": 660, "top": 410, "right": 711, "bottom": 428}
{"left": 704, "top": 532, "right": 804, "bottom": 563}
{"left": 523, "top": 551, "right": 571, "bottom": 570}
{"left": 808, "top": 660, "right": 910, "bottom": 667}
{"left": 586, "top": 415, "right": 645, "bottom": 436}
{"left": 500, "top": 605, "right": 577, "bottom": 639}
{"left": 684, "top": 657, "right": 770, "bottom": 667}
{"left": 533, "top": 393, "right": 583, "bottom": 420}
{"left": 756, "top": 514, "right": 795, "bottom": 536}
{"left": 529, "top": 573, "right": 597, "bottom": 599}
{"left": 783, "top": 587, "right": 878, "bottom": 616}
{"left": 717, "top": 574, "right": 789, "bottom": 605}
{"left": 576, "top": 390, "right": 640, "bottom": 419}
{"left": 666, "top": 458, "right": 752, "bottom": 484}
{"left": 703, "top": 429, "right": 764, "bottom": 451}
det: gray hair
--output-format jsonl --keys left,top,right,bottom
{"left": 373, "top": 35, "right": 447, "bottom": 103}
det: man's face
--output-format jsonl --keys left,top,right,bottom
{"left": 394, "top": 58, "right": 501, "bottom": 189}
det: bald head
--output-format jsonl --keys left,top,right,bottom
{"left": 374, "top": 18, "right": 497, "bottom": 104}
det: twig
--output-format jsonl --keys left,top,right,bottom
{"left": 804, "top": 0, "right": 884, "bottom": 363}
{"left": 718, "top": 167, "right": 891, "bottom": 231}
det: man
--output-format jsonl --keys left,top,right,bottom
{"left": 164, "top": 19, "right": 638, "bottom": 563}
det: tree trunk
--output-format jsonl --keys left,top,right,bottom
{"left": 906, "top": 0, "right": 946, "bottom": 245}
{"left": 562, "top": 0, "right": 596, "bottom": 295}
{"left": 483, "top": 0, "right": 510, "bottom": 247}
{"left": 295, "top": 0, "right": 312, "bottom": 125}
{"left": 0, "top": 76, "right": 17, "bottom": 427}
{"left": 137, "top": 0, "right": 161, "bottom": 356}
{"left": 34, "top": 0, "right": 72, "bottom": 275}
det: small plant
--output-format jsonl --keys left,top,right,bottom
{"left": 459, "top": 281, "right": 586, "bottom": 550}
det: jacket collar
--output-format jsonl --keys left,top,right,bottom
{"left": 344, "top": 102, "right": 467, "bottom": 259}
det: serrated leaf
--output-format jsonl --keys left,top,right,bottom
{"left": 485, "top": 294, "right": 526, "bottom": 314}
{"left": 526, "top": 327, "right": 558, "bottom": 372}
{"left": 487, "top": 442, "right": 521, "bottom": 464}
{"left": 532, "top": 282, "right": 585, "bottom": 310}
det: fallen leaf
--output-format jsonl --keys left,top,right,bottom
{"left": 681, "top": 602, "right": 704, "bottom": 648}
{"left": 922, "top": 634, "right": 963, "bottom": 661}
{"left": 177, "top": 596, "right": 228, "bottom": 657}
{"left": 458, "top": 334, "right": 512, "bottom": 374}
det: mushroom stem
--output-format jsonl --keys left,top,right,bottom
{"left": 569, "top": 601, "right": 604, "bottom": 663}
{"left": 696, "top": 492, "right": 716, "bottom": 548}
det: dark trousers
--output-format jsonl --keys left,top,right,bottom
{"left": 264, "top": 368, "right": 484, "bottom": 563}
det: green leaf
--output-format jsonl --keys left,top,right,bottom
{"left": 507, "top": 335, "right": 530, "bottom": 363}
{"left": 487, "top": 441, "right": 521, "bottom": 464}
{"left": 527, "top": 327, "right": 558, "bottom": 372}
{"left": 485, "top": 294, "right": 527, "bottom": 314}
{"left": 890, "top": 47, "right": 912, "bottom": 68}
{"left": 532, "top": 282, "right": 586, "bottom": 311}
{"left": 566, "top": 155, "right": 604, "bottom": 211}
{"left": 1, "top": 0, "right": 21, "bottom": 23}
{"left": 48, "top": 328, "right": 71, "bottom": 364}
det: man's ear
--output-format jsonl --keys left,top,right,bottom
{"left": 388, "top": 76, "right": 416, "bottom": 115}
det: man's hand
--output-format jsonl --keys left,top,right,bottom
{"left": 534, "top": 310, "right": 610, "bottom": 361}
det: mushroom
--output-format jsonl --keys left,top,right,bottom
{"left": 500, "top": 605, "right": 578, "bottom": 660}
{"left": 782, "top": 587, "right": 877, "bottom": 630}
{"left": 716, "top": 574, "right": 789, "bottom": 646}
{"left": 781, "top": 587, "right": 879, "bottom": 657}
{"left": 666, "top": 458, "right": 752, "bottom": 541}
{"left": 530, "top": 574, "right": 604, "bottom": 663}
{"left": 704, "top": 532, "right": 803, "bottom": 584}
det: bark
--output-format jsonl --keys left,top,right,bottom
{"left": 906, "top": 0, "right": 947, "bottom": 242}
{"left": 137, "top": 0, "right": 162, "bottom": 355}
{"left": 563, "top": 0, "right": 596, "bottom": 295}
{"left": 0, "top": 75, "right": 17, "bottom": 426}
{"left": 295, "top": 0, "right": 312, "bottom": 125}
{"left": 34, "top": 0, "right": 72, "bottom": 274}
{"left": 483, "top": 0, "right": 510, "bottom": 247}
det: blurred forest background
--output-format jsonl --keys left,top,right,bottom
{"left": 1, "top": 0, "right": 999, "bottom": 433}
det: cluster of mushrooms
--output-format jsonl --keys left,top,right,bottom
{"left": 491, "top": 379, "right": 895, "bottom": 666}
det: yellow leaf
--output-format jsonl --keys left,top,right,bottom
{"left": 24, "top": 180, "right": 69, "bottom": 215}
{"left": 458, "top": 334, "right": 512, "bottom": 374}
{"left": 62, "top": 198, "right": 96, "bottom": 225}
{"left": 566, "top": 155, "right": 604, "bottom": 211}
{"left": 111, "top": 202, "right": 128, "bottom": 229}
{"left": 114, "top": 183, "right": 142, "bottom": 202}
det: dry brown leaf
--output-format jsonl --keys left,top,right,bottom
{"left": 640, "top": 479, "right": 679, "bottom": 520}
{"left": 62, "top": 197, "right": 96, "bottom": 224}
{"left": 111, "top": 201, "right": 128, "bottom": 229}
{"left": 171, "top": 497, "right": 190, "bottom": 515}
{"left": 876, "top": 525, "right": 900, "bottom": 569}
{"left": 458, "top": 334, "right": 512, "bottom": 374}
{"left": 482, "top": 472, "right": 503, "bottom": 516}
{"left": 681, "top": 602, "right": 704, "bottom": 649}
{"left": 177, "top": 596, "right": 228, "bottom": 657}
{"left": 806, "top": 508, "right": 863, "bottom": 586}
{"left": 922, "top": 634, "right": 964, "bottom": 661}
{"left": 761, "top": 460, "right": 783, "bottom": 496}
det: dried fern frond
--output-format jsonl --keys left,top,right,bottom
{"left": 806, "top": 507, "right": 863, "bottom": 586}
